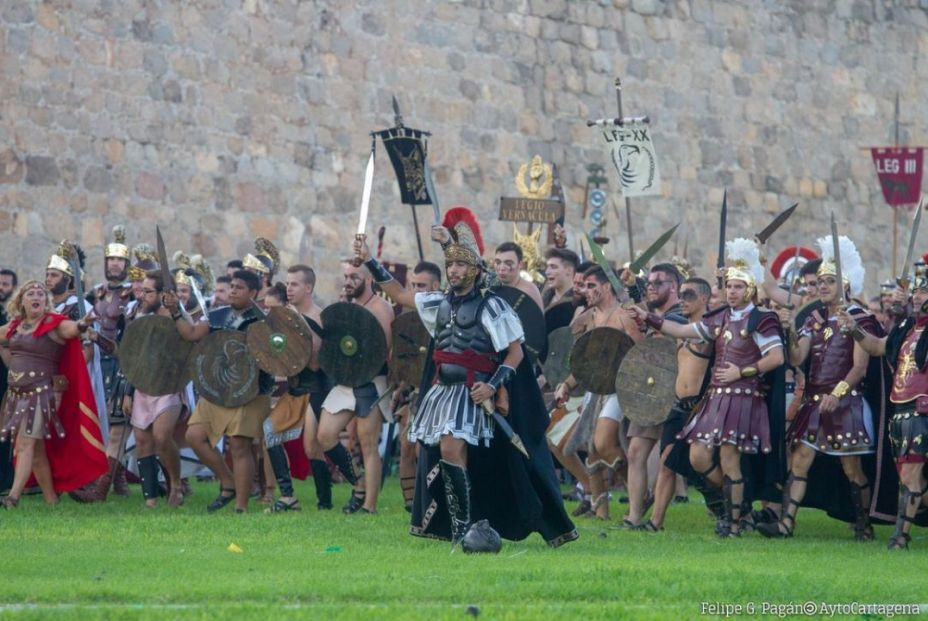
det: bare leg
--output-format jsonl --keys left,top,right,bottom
{"left": 8, "top": 436, "right": 37, "bottom": 503}
{"left": 649, "top": 445, "right": 677, "bottom": 529}
{"left": 185, "top": 423, "right": 234, "bottom": 495}
{"left": 228, "top": 435, "right": 255, "bottom": 512}
{"left": 356, "top": 408, "right": 384, "bottom": 512}
{"left": 626, "top": 436, "right": 657, "bottom": 524}
{"left": 153, "top": 408, "right": 182, "bottom": 506}
{"left": 398, "top": 414, "right": 417, "bottom": 509}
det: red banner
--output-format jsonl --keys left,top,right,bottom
{"left": 871, "top": 147, "right": 924, "bottom": 206}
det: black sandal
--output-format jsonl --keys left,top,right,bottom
{"left": 638, "top": 520, "right": 663, "bottom": 533}
{"left": 342, "top": 490, "right": 366, "bottom": 514}
{"left": 207, "top": 488, "right": 236, "bottom": 513}
{"left": 265, "top": 497, "right": 302, "bottom": 513}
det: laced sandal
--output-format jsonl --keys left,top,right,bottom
{"left": 638, "top": 520, "right": 663, "bottom": 533}
{"left": 207, "top": 488, "right": 236, "bottom": 513}
{"left": 887, "top": 532, "right": 911, "bottom": 550}
{"left": 590, "top": 493, "right": 609, "bottom": 520}
{"left": 1, "top": 495, "right": 19, "bottom": 509}
{"left": 571, "top": 498, "right": 593, "bottom": 517}
{"left": 265, "top": 497, "right": 302, "bottom": 513}
{"left": 342, "top": 491, "right": 366, "bottom": 514}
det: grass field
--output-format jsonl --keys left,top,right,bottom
{"left": 0, "top": 478, "right": 926, "bottom": 620}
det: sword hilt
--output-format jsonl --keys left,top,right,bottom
{"left": 352, "top": 234, "right": 367, "bottom": 268}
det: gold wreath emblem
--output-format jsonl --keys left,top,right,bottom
{"left": 515, "top": 155, "right": 553, "bottom": 199}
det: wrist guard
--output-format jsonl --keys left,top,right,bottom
{"left": 364, "top": 258, "right": 395, "bottom": 284}
{"left": 644, "top": 312, "right": 664, "bottom": 331}
{"left": 740, "top": 366, "right": 759, "bottom": 378}
{"left": 831, "top": 380, "right": 850, "bottom": 399}
{"left": 850, "top": 325, "right": 866, "bottom": 343}
{"left": 487, "top": 365, "right": 516, "bottom": 392}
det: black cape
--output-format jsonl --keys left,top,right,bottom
{"left": 410, "top": 344, "right": 579, "bottom": 546}
{"left": 797, "top": 309, "right": 897, "bottom": 524}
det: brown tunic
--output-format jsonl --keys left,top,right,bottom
{"left": 0, "top": 331, "right": 65, "bottom": 439}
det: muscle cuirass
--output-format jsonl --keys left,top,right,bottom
{"left": 434, "top": 292, "right": 498, "bottom": 384}
{"left": 710, "top": 311, "right": 762, "bottom": 391}
{"left": 93, "top": 285, "right": 132, "bottom": 343}
{"left": 807, "top": 317, "right": 854, "bottom": 390}
{"left": 891, "top": 323, "right": 928, "bottom": 403}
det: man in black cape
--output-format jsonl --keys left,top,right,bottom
{"left": 353, "top": 206, "right": 578, "bottom": 552}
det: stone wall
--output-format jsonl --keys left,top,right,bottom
{"left": 2, "top": 0, "right": 927, "bottom": 301}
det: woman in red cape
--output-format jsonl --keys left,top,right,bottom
{"left": 0, "top": 280, "right": 107, "bottom": 507}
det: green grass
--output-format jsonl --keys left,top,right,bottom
{"left": 0, "top": 478, "right": 926, "bottom": 620}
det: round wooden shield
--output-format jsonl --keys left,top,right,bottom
{"left": 569, "top": 327, "right": 634, "bottom": 394}
{"left": 545, "top": 300, "right": 576, "bottom": 334}
{"left": 188, "top": 331, "right": 259, "bottom": 408}
{"left": 493, "top": 285, "right": 547, "bottom": 362}
{"left": 389, "top": 311, "right": 430, "bottom": 386}
{"left": 319, "top": 302, "right": 387, "bottom": 388}
{"left": 246, "top": 307, "right": 314, "bottom": 377}
{"left": 542, "top": 326, "right": 578, "bottom": 392}
{"left": 119, "top": 315, "right": 192, "bottom": 396}
{"left": 615, "top": 336, "right": 678, "bottom": 427}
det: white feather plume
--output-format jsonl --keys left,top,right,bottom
{"left": 724, "top": 237, "right": 764, "bottom": 284}
{"left": 816, "top": 235, "right": 865, "bottom": 296}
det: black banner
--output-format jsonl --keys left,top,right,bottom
{"left": 377, "top": 127, "right": 432, "bottom": 206}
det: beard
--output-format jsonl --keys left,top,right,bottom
{"left": 106, "top": 267, "right": 128, "bottom": 283}
{"left": 646, "top": 291, "right": 668, "bottom": 311}
{"left": 50, "top": 279, "right": 70, "bottom": 296}
{"left": 345, "top": 282, "right": 368, "bottom": 300}
{"left": 0, "top": 291, "right": 10, "bottom": 303}
{"left": 144, "top": 298, "right": 162, "bottom": 314}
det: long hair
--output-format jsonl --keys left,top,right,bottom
{"left": 7, "top": 280, "right": 53, "bottom": 321}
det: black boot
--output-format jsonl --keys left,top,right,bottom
{"left": 848, "top": 481, "right": 874, "bottom": 542}
{"left": 267, "top": 445, "right": 294, "bottom": 498}
{"left": 138, "top": 455, "right": 161, "bottom": 503}
{"left": 324, "top": 444, "right": 358, "bottom": 486}
{"left": 887, "top": 485, "right": 922, "bottom": 550}
{"left": 440, "top": 460, "right": 472, "bottom": 547}
{"left": 311, "top": 459, "right": 332, "bottom": 510}
{"left": 721, "top": 476, "right": 745, "bottom": 538}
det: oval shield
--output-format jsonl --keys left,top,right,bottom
{"left": 119, "top": 315, "right": 192, "bottom": 396}
{"left": 569, "top": 327, "right": 635, "bottom": 394}
{"left": 188, "top": 331, "right": 259, "bottom": 408}
{"left": 246, "top": 306, "right": 314, "bottom": 377}
{"left": 389, "top": 311, "right": 431, "bottom": 387}
{"left": 615, "top": 336, "right": 678, "bottom": 427}
{"left": 319, "top": 302, "right": 388, "bottom": 388}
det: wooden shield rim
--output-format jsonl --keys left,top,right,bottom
{"left": 245, "top": 306, "right": 313, "bottom": 377}
{"left": 389, "top": 311, "right": 430, "bottom": 386}
{"left": 542, "top": 325, "right": 579, "bottom": 393}
{"left": 319, "top": 302, "right": 387, "bottom": 387}
{"left": 119, "top": 315, "right": 192, "bottom": 396}
{"left": 614, "top": 336, "right": 678, "bottom": 427}
{"left": 569, "top": 327, "right": 635, "bottom": 394}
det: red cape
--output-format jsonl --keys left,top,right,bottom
{"left": 8, "top": 314, "right": 108, "bottom": 492}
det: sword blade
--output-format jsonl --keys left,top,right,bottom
{"left": 717, "top": 189, "right": 727, "bottom": 288}
{"left": 189, "top": 279, "right": 209, "bottom": 316}
{"left": 755, "top": 202, "right": 799, "bottom": 244}
{"left": 156, "top": 226, "right": 175, "bottom": 293}
{"left": 423, "top": 158, "right": 441, "bottom": 225}
{"left": 585, "top": 233, "right": 625, "bottom": 296}
{"left": 68, "top": 248, "right": 86, "bottom": 321}
{"left": 357, "top": 150, "right": 375, "bottom": 236}
{"left": 481, "top": 400, "right": 529, "bottom": 459}
{"left": 830, "top": 212, "right": 847, "bottom": 304}
{"left": 899, "top": 196, "right": 925, "bottom": 287}
{"left": 628, "top": 223, "right": 680, "bottom": 275}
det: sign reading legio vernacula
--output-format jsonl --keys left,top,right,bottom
{"left": 498, "top": 196, "right": 564, "bottom": 223}
{"left": 499, "top": 154, "right": 565, "bottom": 223}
